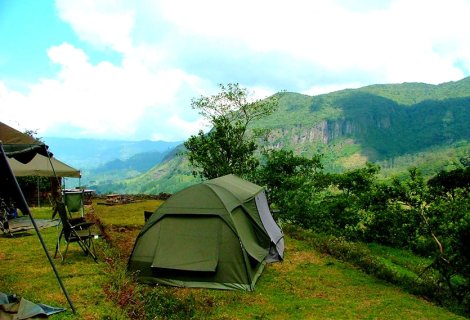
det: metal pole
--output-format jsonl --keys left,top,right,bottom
{"left": 37, "top": 177, "right": 40, "bottom": 207}
{"left": 0, "top": 144, "right": 76, "bottom": 314}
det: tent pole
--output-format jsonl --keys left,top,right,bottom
{"left": 0, "top": 145, "right": 76, "bottom": 314}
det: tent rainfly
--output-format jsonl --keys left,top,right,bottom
{"left": 128, "top": 174, "right": 284, "bottom": 291}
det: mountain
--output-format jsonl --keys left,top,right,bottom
{"left": 81, "top": 149, "right": 172, "bottom": 188}
{"left": 44, "top": 137, "right": 182, "bottom": 169}
{"left": 42, "top": 137, "right": 182, "bottom": 191}
{"left": 89, "top": 145, "right": 196, "bottom": 194}
{"left": 259, "top": 84, "right": 470, "bottom": 164}
{"left": 95, "top": 77, "right": 470, "bottom": 194}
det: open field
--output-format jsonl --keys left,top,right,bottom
{"left": 0, "top": 200, "right": 466, "bottom": 319}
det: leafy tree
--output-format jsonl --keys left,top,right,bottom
{"left": 384, "top": 167, "right": 470, "bottom": 310}
{"left": 427, "top": 167, "right": 470, "bottom": 200}
{"left": 332, "top": 163, "right": 380, "bottom": 196}
{"left": 184, "top": 83, "right": 278, "bottom": 180}
{"left": 426, "top": 167, "right": 470, "bottom": 309}
{"left": 254, "top": 149, "right": 327, "bottom": 226}
{"left": 353, "top": 167, "right": 420, "bottom": 247}
{"left": 256, "top": 149, "right": 324, "bottom": 204}
{"left": 322, "top": 163, "right": 386, "bottom": 238}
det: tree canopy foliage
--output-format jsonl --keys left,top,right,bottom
{"left": 257, "top": 152, "right": 470, "bottom": 313}
{"left": 184, "top": 83, "right": 278, "bottom": 179}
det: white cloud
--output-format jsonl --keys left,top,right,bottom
{"left": 0, "top": 42, "right": 206, "bottom": 140}
{"left": 152, "top": 0, "right": 470, "bottom": 84}
{"left": 249, "top": 86, "right": 276, "bottom": 101}
{"left": 3, "top": 0, "right": 470, "bottom": 142}
{"left": 56, "top": 0, "right": 135, "bottom": 53}
{"left": 152, "top": 115, "right": 208, "bottom": 141}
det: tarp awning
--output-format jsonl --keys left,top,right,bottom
{"left": 8, "top": 154, "right": 80, "bottom": 178}
{"left": 0, "top": 121, "right": 49, "bottom": 163}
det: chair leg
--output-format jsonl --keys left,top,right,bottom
{"left": 73, "top": 233, "right": 98, "bottom": 262}
{"left": 85, "top": 236, "right": 98, "bottom": 262}
{"left": 0, "top": 220, "right": 13, "bottom": 237}
{"left": 54, "top": 241, "right": 59, "bottom": 258}
{"left": 89, "top": 237, "right": 98, "bottom": 262}
{"left": 77, "top": 240, "right": 89, "bottom": 256}
{"left": 63, "top": 242, "right": 70, "bottom": 262}
{"left": 82, "top": 238, "right": 97, "bottom": 262}
{"left": 54, "top": 231, "right": 64, "bottom": 259}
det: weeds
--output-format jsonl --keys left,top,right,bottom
{"left": 143, "top": 287, "right": 198, "bottom": 320}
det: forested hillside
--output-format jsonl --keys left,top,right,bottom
{"left": 94, "top": 77, "right": 470, "bottom": 194}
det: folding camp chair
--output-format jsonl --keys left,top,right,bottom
{"left": 54, "top": 202, "right": 98, "bottom": 262}
{"left": 63, "top": 190, "right": 85, "bottom": 217}
{"left": 51, "top": 190, "right": 85, "bottom": 236}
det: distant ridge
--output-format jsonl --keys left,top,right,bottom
{"left": 44, "top": 137, "right": 182, "bottom": 169}
{"left": 81, "top": 77, "right": 470, "bottom": 194}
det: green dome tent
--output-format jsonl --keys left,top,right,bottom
{"left": 128, "top": 174, "right": 284, "bottom": 291}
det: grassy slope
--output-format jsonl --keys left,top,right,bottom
{"left": 205, "top": 236, "right": 460, "bottom": 320}
{"left": 0, "top": 203, "right": 466, "bottom": 319}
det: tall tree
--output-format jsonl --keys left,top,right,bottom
{"left": 184, "top": 83, "right": 278, "bottom": 180}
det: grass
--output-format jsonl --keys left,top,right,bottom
{"left": 202, "top": 237, "right": 445, "bottom": 320}
{"left": 0, "top": 201, "right": 466, "bottom": 319}
{"left": 367, "top": 243, "right": 434, "bottom": 278}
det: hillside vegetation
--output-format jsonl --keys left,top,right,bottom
{"left": 109, "top": 77, "right": 470, "bottom": 194}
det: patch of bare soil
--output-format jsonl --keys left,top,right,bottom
{"left": 106, "top": 225, "right": 141, "bottom": 258}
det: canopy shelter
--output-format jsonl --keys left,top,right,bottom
{"left": 0, "top": 122, "right": 49, "bottom": 163}
{"left": 8, "top": 154, "right": 80, "bottom": 178}
{"left": 0, "top": 121, "right": 76, "bottom": 313}
{"left": 8, "top": 153, "right": 80, "bottom": 207}
{"left": 128, "top": 174, "right": 284, "bottom": 291}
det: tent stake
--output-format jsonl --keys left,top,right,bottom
{"left": 0, "top": 144, "right": 76, "bottom": 314}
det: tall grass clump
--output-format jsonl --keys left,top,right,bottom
{"left": 95, "top": 210, "right": 202, "bottom": 320}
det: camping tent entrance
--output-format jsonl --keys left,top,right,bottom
{"left": 128, "top": 174, "right": 284, "bottom": 291}
{"left": 129, "top": 214, "right": 266, "bottom": 291}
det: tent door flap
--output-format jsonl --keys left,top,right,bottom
{"left": 151, "top": 215, "right": 220, "bottom": 272}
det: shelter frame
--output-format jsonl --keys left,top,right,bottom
{"left": 0, "top": 142, "right": 76, "bottom": 314}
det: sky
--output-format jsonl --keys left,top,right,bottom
{"left": 1, "top": 0, "right": 469, "bottom": 142}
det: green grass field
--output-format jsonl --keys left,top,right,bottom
{"left": 0, "top": 201, "right": 466, "bottom": 319}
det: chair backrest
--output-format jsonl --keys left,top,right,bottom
{"left": 63, "top": 191, "right": 84, "bottom": 217}
{"left": 56, "top": 202, "right": 72, "bottom": 239}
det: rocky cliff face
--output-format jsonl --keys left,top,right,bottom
{"left": 268, "top": 114, "right": 392, "bottom": 148}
